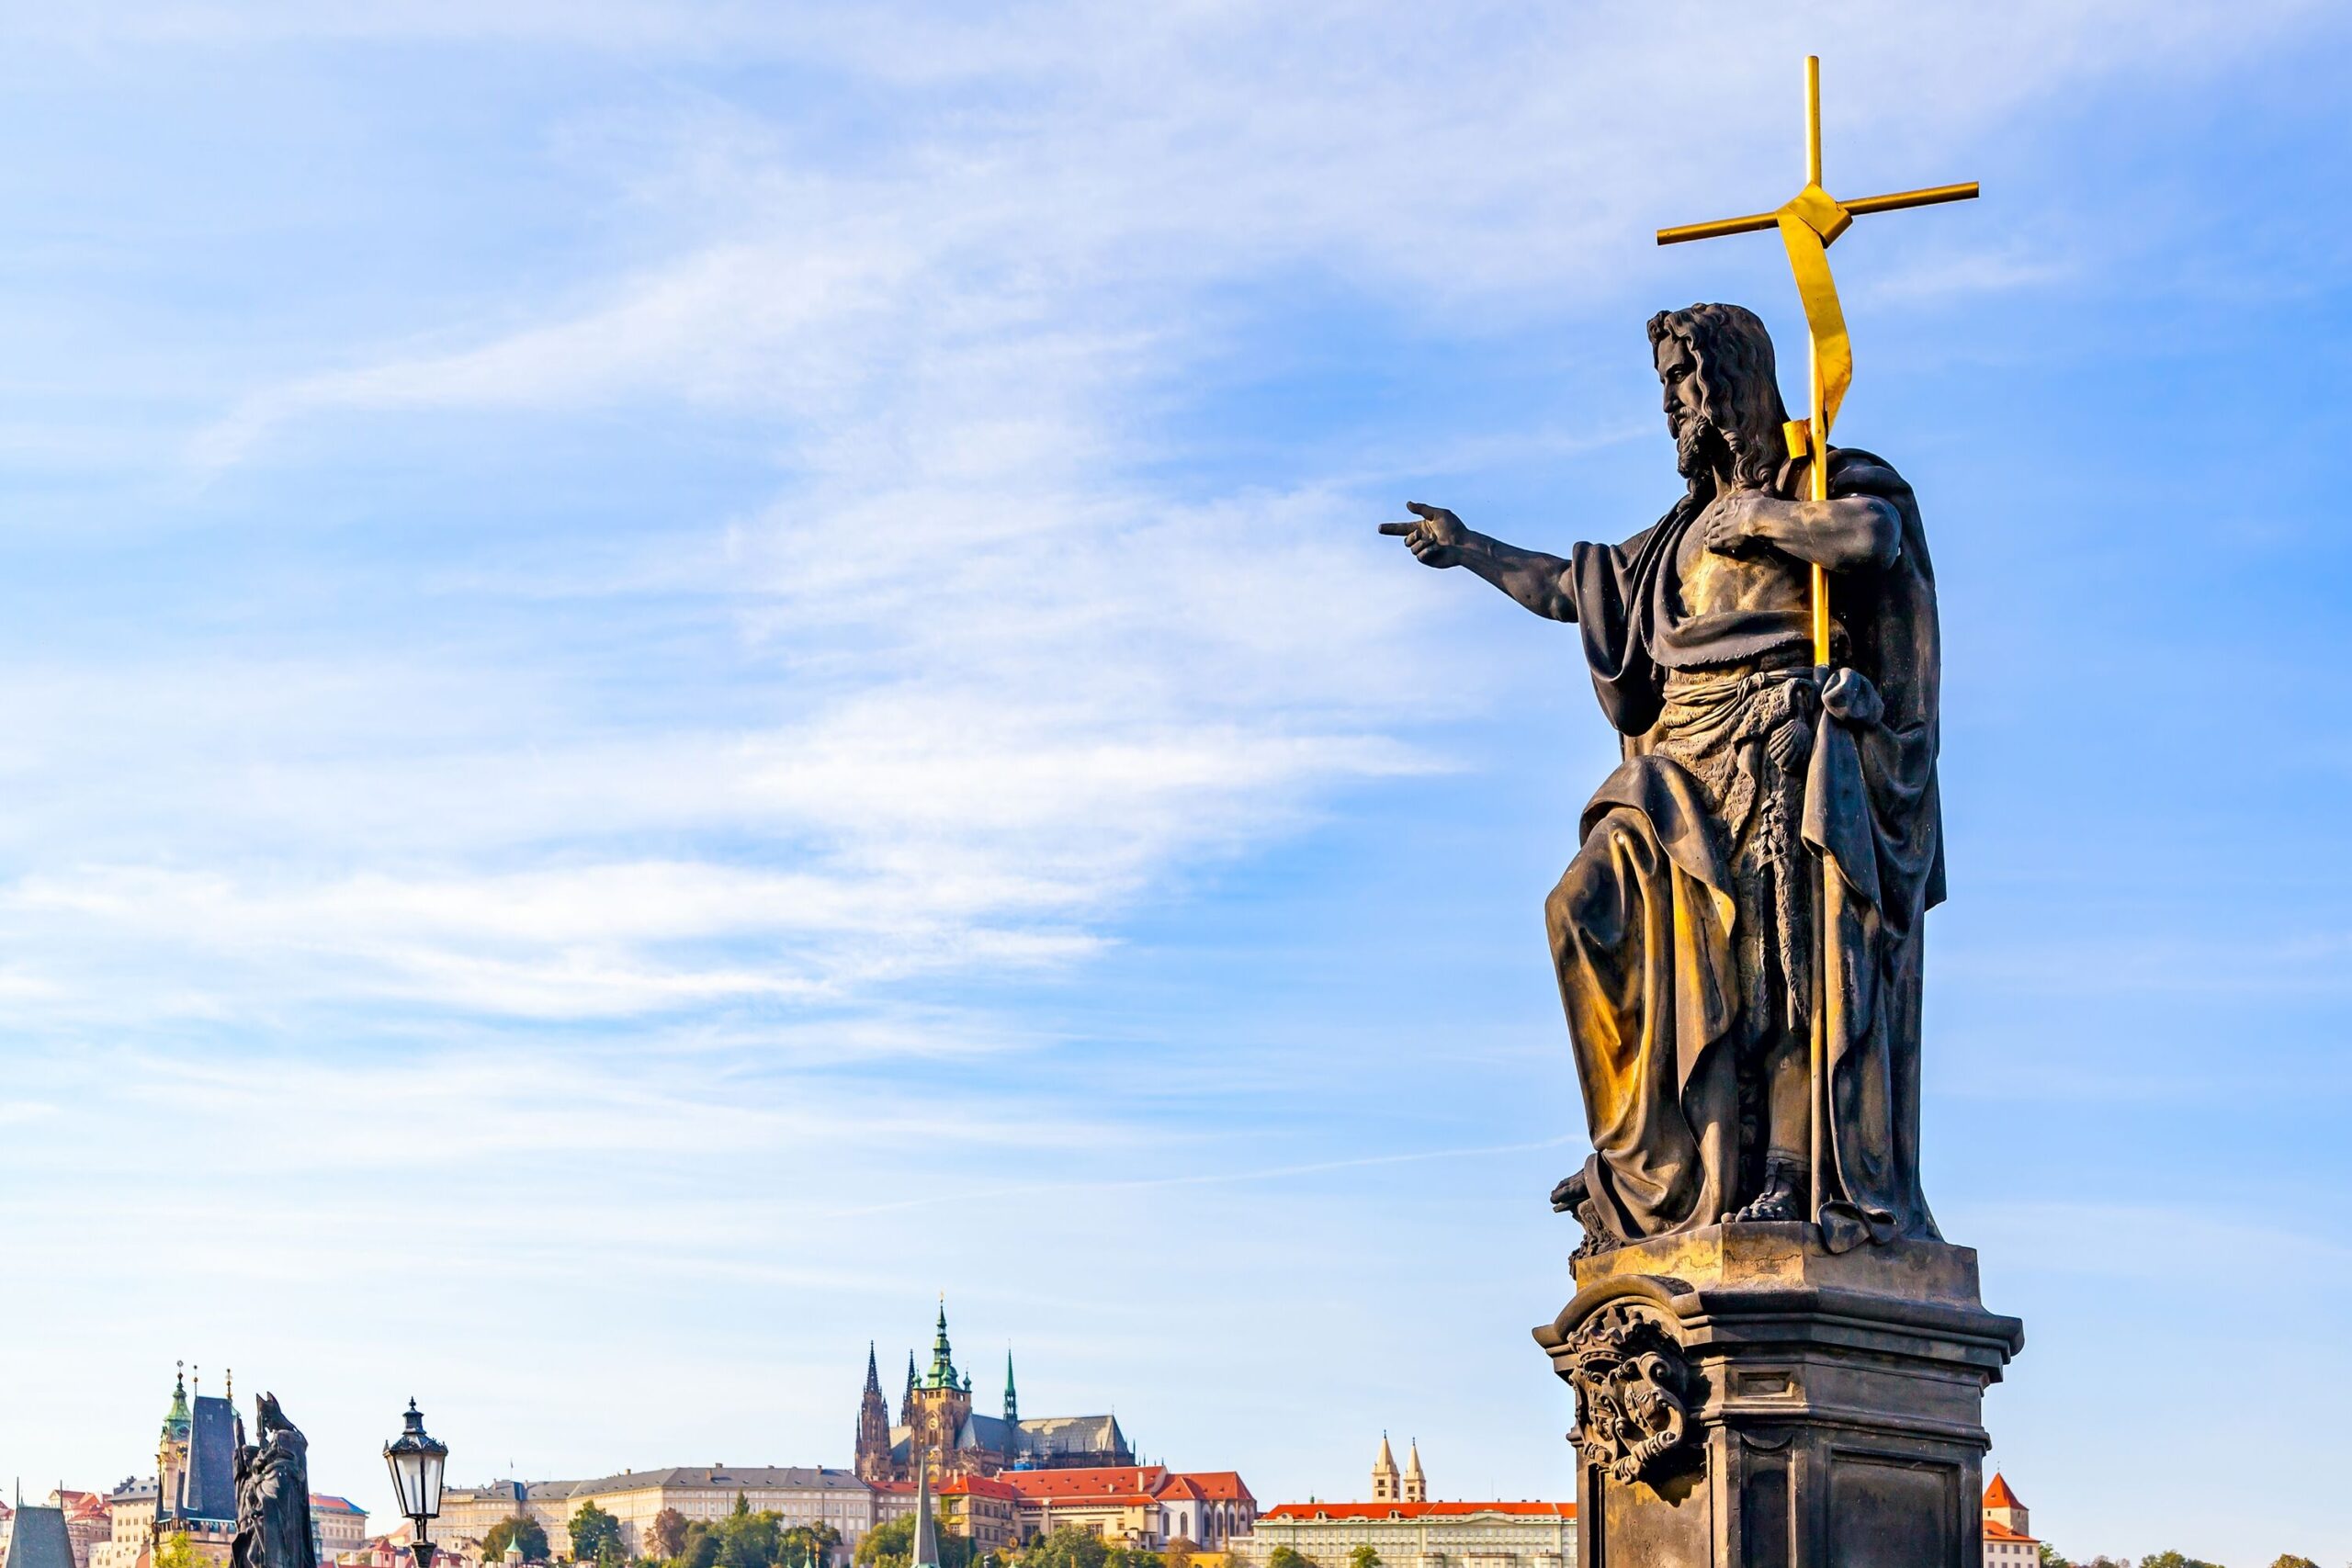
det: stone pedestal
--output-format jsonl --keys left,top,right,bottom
{"left": 1533, "top": 1224, "right": 2023, "bottom": 1568}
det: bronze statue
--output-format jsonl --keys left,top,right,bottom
{"left": 233, "top": 1393, "right": 318, "bottom": 1568}
{"left": 1383, "top": 302, "right": 1942, "bottom": 1255}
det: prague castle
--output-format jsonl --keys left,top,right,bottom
{"left": 854, "top": 1302, "right": 1132, "bottom": 1483}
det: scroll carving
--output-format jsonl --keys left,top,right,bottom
{"left": 1564, "top": 1301, "right": 1696, "bottom": 1484}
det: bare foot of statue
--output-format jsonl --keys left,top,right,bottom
{"left": 1731, "top": 1156, "right": 1806, "bottom": 1224}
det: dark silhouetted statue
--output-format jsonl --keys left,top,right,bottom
{"left": 233, "top": 1394, "right": 317, "bottom": 1568}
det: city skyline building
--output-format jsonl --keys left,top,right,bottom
{"left": 439, "top": 1469, "right": 872, "bottom": 1562}
{"left": 854, "top": 1302, "right": 1132, "bottom": 1484}
{"left": 1238, "top": 1443, "right": 1566, "bottom": 1568}
{"left": 4, "top": 1506, "right": 74, "bottom": 1568}
{"left": 153, "top": 1369, "right": 235, "bottom": 1568}
{"left": 1981, "top": 1473, "right": 2039, "bottom": 1564}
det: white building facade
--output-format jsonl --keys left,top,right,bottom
{"left": 1238, "top": 1502, "right": 1574, "bottom": 1568}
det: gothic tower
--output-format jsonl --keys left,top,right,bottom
{"left": 855, "top": 1343, "right": 893, "bottom": 1483}
{"left": 1003, "top": 1351, "right": 1018, "bottom": 1427}
{"left": 1371, "top": 1434, "right": 1400, "bottom": 1503}
{"left": 1402, "top": 1439, "right": 1426, "bottom": 1503}
{"left": 157, "top": 1363, "right": 193, "bottom": 1521}
{"left": 900, "top": 1351, "right": 918, "bottom": 1427}
{"left": 907, "top": 1299, "right": 976, "bottom": 1479}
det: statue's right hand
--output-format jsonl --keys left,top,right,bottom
{"left": 1378, "top": 501, "right": 1468, "bottom": 568}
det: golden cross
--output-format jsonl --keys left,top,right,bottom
{"left": 1657, "top": 54, "right": 1976, "bottom": 666}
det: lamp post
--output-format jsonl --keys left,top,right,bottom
{"left": 383, "top": 1400, "right": 448, "bottom": 1568}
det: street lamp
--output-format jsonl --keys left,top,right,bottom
{"left": 383, "top": 1400, "right": 448, "bottom": 1568}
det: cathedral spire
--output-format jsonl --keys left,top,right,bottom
{"left": 1003, "top": 1350, "right": 1018, "bottom": 1426}
{"left": 865, "top": 1343, "right": 882, "bottom": 1396}
{"left": 927, "top": 1296, "right": 957, "bottom": 1388}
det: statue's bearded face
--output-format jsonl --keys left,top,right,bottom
{"left": 1655, "top": 334, "right": 1724, "bottom": 479}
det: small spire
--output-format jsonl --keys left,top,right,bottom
{"left": 1373, "top": 1432, "right": 1400, "bottom": 1502}
{"left": 865, "top": 1344, "right": 882, "bottom": 1396}
{"left": 1003, "top": 1350, "right": 1018, "bottom": 1426}
{"left": 910, "top": 1460, "right": 941, "bottom": 1568}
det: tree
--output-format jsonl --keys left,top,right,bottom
{"left": 1018, "top": 1529, "right": 1108, "bottom": 1568}
{"left": 1162, "top": 1539, "right": 1195, "bottom": 1568}
{"left": 2135, "top": 1555, "right": 2223, "bottom": 1568}
{"left": 854, "top": 1518, "right": 914, "bottom": 1568}
{"left": 680, "top": 1526, "right": 721, "bottom": 1568}
{"left": 649, "top": 1512, "right": 688, "bottom": 1562}
{"left": 570, "top": 1505, "right": 624, "bottom": 1563}
{"left": 154, "top": 1535, "right": 208, "bottom": 1568}
{"left": 779, "top": 1525, "right": 842, "bottom": 1568}
{"left": 1264, "top": 1550, "right": 1309, "bottom": 1568}
{"left": 2266, "top": 1557, "right": 2321, "bottom": 1568}
{"left": 1348, "top": 1548, "right": 1381, "bottom": 1568}
{"left": 855, "top": 1517, "right": 975, "bottom": 1568}
{"left": 715, "top": 1512, "right": 778, "bottom": 1568}
{"left": 486, "top": 1518, "right": 553, "bottom": 1563}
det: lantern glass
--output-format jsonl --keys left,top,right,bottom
{"left": 384, "top": 1401, "right": 449, "bottom": 1525}
{"left": 419, "top": 1450, "right": 446, "bottom": 1518}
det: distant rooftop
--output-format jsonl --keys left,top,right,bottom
{"left": 5, "top": 1506, "right": 77, "bottom": 1568}
{"left": 1260, "top": 1503, "right": 1573, "bottom": 1521}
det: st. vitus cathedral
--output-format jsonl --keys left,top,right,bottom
{"left": 854, "top": 1301, "right": 1134, "bottom": 1483}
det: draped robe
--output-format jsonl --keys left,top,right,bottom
{"left": 1549, "top": 448, "right": 1943, "bottom": 1252}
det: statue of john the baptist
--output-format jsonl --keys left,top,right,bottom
{"left": 1382, "top": 303, "right": 1945, "bottom": 1255}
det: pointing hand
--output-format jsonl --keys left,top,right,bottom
{"left": 1378, "top": 502, "right": 1469, "bottom": 569}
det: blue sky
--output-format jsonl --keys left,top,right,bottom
{"left": 2, "top": 3, "right": 2348, "bottom": 1562}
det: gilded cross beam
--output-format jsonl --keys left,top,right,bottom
{"left": 1657, "top": 54, "right": 1977, "bottom": 666}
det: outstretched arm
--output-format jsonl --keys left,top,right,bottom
{"left": 1702, "top": 492, "right": 1901, "bottom": 572}
{"left": 1378, "top": 502, "right": 1579, "bottom": 622}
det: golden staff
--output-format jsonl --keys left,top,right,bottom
{"left": 1656, "top": 55, "right": 1975, "bottom": 1224}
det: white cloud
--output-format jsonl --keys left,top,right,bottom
{"left": 6, "top": 0, "right": 2317, "bottom": 1040}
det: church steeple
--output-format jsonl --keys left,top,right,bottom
{"left": 900, "top": 1350, "right": 918, "bottom": 1425}
{"left": 162, "top": 1362, "right": 191, "bottom": 1441}
{"left": 926, "top": 1297, "right": 958, "bottom": 1389}
{"left": 1402, "top": 1438, "right": 1426, "bottom": 1503}
{"left": 1003, "top": 1350, "right": 1018, "bottom": 1426}
{"left": 910, "top": 1461, "right": 941, "bottom": 1568}
{"left": 855, "top": 1342, "right": 893, "bottom": 1483}
{"left": 1371, "top": 1432, "right": 1400, "bottom": 1503}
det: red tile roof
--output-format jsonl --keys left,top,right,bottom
{"left": 1982, "top": 1473, "right": 2023, "bottom": 1510}
{"left": 1173, "top": 1473, "right": 1254, "bottom": 1505}
{"left": 1984, "top": 1520, "right": 2037, "bottom": 1544}
{"left": 936, "top": 1477, "right": 1020, "bottom": 1502}
{"left": 1260, "top": 1503, "right": 1573, "bottom": 1521}
{"left": 1001, "top": 1468, "right": 1168, "bottom": 1500}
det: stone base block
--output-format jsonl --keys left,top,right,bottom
{"left": 1534, "top": 1224, "right": 2023, "bottom": 1568}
